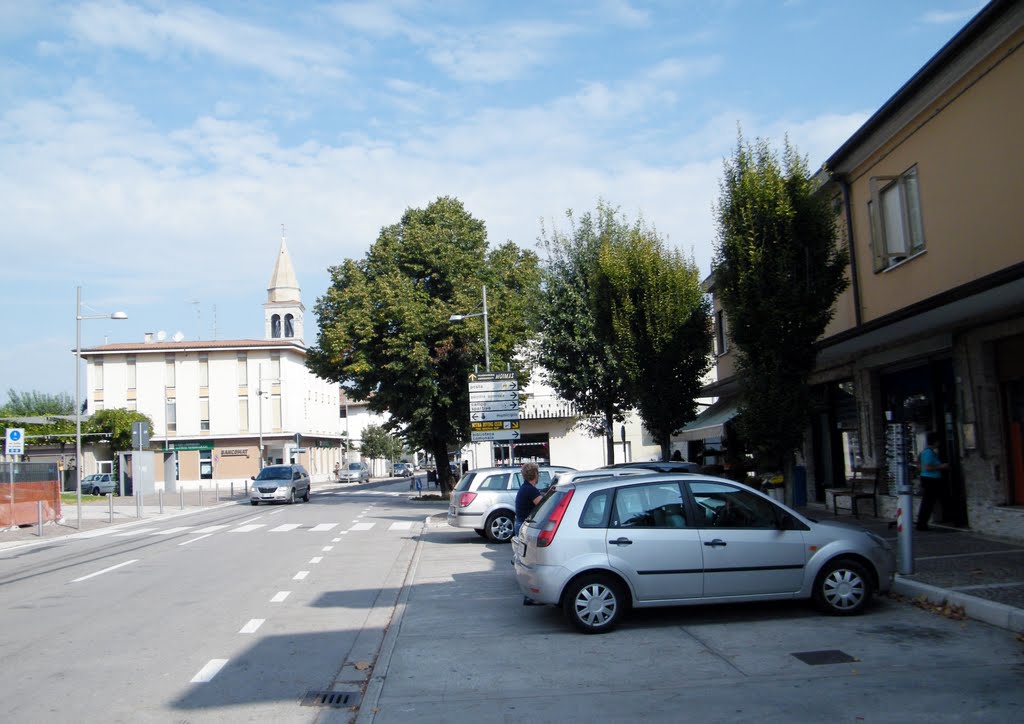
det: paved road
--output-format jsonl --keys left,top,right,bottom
{"left": 0, "top": 482, "right": 427, "bottom": 723}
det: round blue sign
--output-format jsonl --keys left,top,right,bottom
{"left": 9, "top": 430, "right": 21, "bottom": 441}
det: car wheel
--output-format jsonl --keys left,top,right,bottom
{"left": 251, "top": 500, "right": 259, "bottom": 506}
{"left": 288, "top": 489, "right": 296, "bottom": 504}
{"left": 91, "top": 486, "right": 101, "bottom": 496}
{"left": 302, "top": 487, "right": 310, "bottom": 503}
{"left": 474, "top": 529, "right": 488, "bottom": 539}
{"left": 813, "top": 558, "right": 873, "bottom": 615}
{"left": 563, "top": 573, "right": 626, "bottom": 634}
{"left": 485, "top": 510, "right": 514, "bottom": 542}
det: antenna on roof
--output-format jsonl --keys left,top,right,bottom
{"left": 191, "top": 299, "right": 201, "bottom": 340}
{"left": 156, "top": 330, "right": 167, "bottom": 342}
{"left": 172, "top": 331, "right": 185, "bottom": 342}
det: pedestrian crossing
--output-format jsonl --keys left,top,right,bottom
{"left": 85, "top": 520, "right": 418, "bottom": 539}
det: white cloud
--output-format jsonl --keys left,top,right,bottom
{"left": 67, "top": 0, "right": 347, "bottom": 81}
{"left": 920, "top": 6, "right": 983, "bottom": 25}
{"left": 597, "top": 0, "right": 650, "bottom": 28}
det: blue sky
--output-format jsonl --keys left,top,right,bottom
{"left": 0, "top": 0, "right": 984, "bottom": 397}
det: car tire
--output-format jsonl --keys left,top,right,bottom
{"left": 812, "top": 558, "right": 873, "bottom": 615}
{"left": 251, "top": 500, "right": 259, "bottom": 506}
{"left": 484, "top": 510, "right": 514, "bottom": 543}
{"left": 91, "top": 486, "right": 101, "bottom": 496}
{"left": 563, "top": 573, "right": 626, "bottom": 634}
{"left": 302, "top": 488, "right": 310, "bottom": 503}
{"left": 474, "top": 529, "right": 488, "bottom": 539}
{"left": 288, "top": 489, "right": 296, "bottom": 505}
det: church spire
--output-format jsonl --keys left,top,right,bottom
{"left": 264, "top": 226, "right": 305, "bottom": 343}
{"left": 267, "top": 225, "right": 301, "bottom": 303}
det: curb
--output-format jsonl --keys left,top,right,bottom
{"left": 893, "top": 576, "right": 1024, "bottom": 634}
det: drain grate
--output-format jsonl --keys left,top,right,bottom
{"left": 791, "top": 649, "right": 859, "bottom": 666}
{"left": 300, "top": 690, "right": 359, "bottom": 708}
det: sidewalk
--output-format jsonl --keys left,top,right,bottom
{"left": 796, "top": 504, "right": 1024, "bottom": 633}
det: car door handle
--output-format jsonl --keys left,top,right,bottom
{"left": 609, "top": 537, "right": 633, "bottom": 546}
{"left": 703, "top": 539, "right": 727, "bottom": 547}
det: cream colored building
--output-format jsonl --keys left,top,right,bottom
{"left": 80, "top": 237, "right": 346, "bottom": 488}
{"left": 702, "top": 1, "right": 1024, "bottom": 539}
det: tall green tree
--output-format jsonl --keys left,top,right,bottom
{"left": 713, "top": 134, "right": 848, "bottom": 472}
{"left": 361, "top": 424, "right": 405, "bottom": 463}
{"left": 596, "top": 230, "right": 712, "bottom": 460}
{"left": 307, "top": 197, "right": 540, "bottom": 495}
{"left": 538, "top": 203, "right": 632, "bottom": 463}
{"left": 0, "top": 389, "right": 75, "bottom": 416}
{"left": 84, "top": 409, "right": 153, "bottom": 453}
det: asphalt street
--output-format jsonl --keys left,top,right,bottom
{"left": 2, "top": 479, "right": 1023, "bottom": 723}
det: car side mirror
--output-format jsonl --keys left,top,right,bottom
{"left": 250, "top": 476, "right": 256, "bottom": 481}
{"left": 778, "top": 513, "right": 797, "bottom": 530}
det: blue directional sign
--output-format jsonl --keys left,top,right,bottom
{"left": 5, "top": 428, "right": 25, "bottom": 456}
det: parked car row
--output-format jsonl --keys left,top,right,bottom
{"left": 447, "top": 463, "right": 897, "bottom": 634}
{"left": 80, "top": 473, "right": 118, "bottom": 496}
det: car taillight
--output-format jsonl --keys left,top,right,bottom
{"left": 457, "top": 492, "right": 478, "bottom": 508}
{"left": 536, "top": 489, "right": 574, "bottom": 548}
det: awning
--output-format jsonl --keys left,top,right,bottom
{"left": 677, "top": 398, "right": 739, "bottom": 441}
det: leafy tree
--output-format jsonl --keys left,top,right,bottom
{"left": 538, "top": 203, "right": 633, "bottom": 463}
{"left": 0, "top": 389, "right": 75, "bottom": 416}
{"left": 712, "top": 134, "right": 848, "bottom": 473}
{"left": 84, "top": 408, "right": 153, "bottom": 453}
{"left": 361, "top": 424, "right": 405, "bottom": 463}
{"left": 308, "top": 196, "right": 540, "bottom": 495}
{"left": 596, "top": 230, "right": 712, "bottom": 460}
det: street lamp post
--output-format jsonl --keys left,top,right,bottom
{"left": 75, "top": 286, "right": 127, "bottom": 529}
{"left": 448, "top": 284, "right": 490, "bottom": 372}
{"left": 256, "top": 363, "right": 280, "bottom": 470}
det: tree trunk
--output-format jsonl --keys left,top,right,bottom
{"left": 660, "top": 436, "right": 671, "bottom": 462}
{"left": 604, "top": 407, "right": 615, "bottom": 464}
{"left": 431, "top": 438, "right": 452, "bottom": 497}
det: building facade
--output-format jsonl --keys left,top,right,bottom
{"left": 704, "top": 0, "right": 1024, "bottom": 538}
{"left": 79, "top": 237, "right": 346, "bottom": 488}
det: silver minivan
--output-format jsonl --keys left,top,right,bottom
{"left": 447, "top": 466, "right": 574, "bottom": 542}
{"left": 514, "top": 472, "right": 896, "bottom": 633}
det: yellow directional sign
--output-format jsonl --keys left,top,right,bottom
{"left": 470, "top": 420, "right": 520, "bottom": 432}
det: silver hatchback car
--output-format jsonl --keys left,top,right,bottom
{"left": 514, "top": 472, "right": 895, "bottom": 633}
{"left": 448, "top": 465, "right": 574, "bottom": 543}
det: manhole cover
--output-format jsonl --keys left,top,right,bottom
{"left": 791, "top": 649, "right": 858, "bottom": 665}
{"left": 300, "top": 690, "right": 359, "bottom": 708}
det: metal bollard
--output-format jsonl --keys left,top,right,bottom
{"left": 199, "top": 485, "right": 204, "bottom": 507}
{"left": 38, "top": 500, "right": 44, "bottom": 537}
{"left": 216, "top": 482, "right": 220, "bottom": 502}
{"left": 109, "top": 493, "right": 114, "bottom": 523}
{"left": 180, "top": 487, "right": 184, "bottom": 510}
{"left": 159, "top": 489, "right": 164, "bottom": 514}
{"left": 231, "top": 481, "right": 235, "bottom": 499}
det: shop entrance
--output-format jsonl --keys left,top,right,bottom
{"left": 881, "top": 360, "right": 967, "bottom": 527}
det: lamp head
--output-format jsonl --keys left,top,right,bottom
{"left": 449, "top": 314, "right": 463, "bottom": 322}
{"left": 111, "top": 311, "right": 128, "bottom": 320}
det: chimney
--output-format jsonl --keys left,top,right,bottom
{"left": 144, "top": 332, "right": 154, "bottom": 344}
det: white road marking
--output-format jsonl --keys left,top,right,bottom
{"left": 78, "top": 529, "right": 114, "bottom": 538}
{"left": 270, "top": 509, "right": 285, "bottom": 515}
{"left": 309, "top": 556, "right": 323, "bottom": 564}
{"left": 389, "top": 522, "right": 413, "bottom": 531}
{"left": 239, "top": 619, "right": 265, "bottom": 634}
{"left": 310, "top": 523, "right": 337, "bottom": 532}
{"left": 194, "top": 525, "right": 229, "bottom": 534}
{"left": 179, "top": 534, "right": 214, "bottom": 546}
{"left": 72, "top": 559, "right": 138, "bottom": 583}
{"left": 332, "top": 538, "right": 341, "bottom": 542}
{"left": 190, "top": 659, "right": 228, "bottom": 683}
{"left": 350, "top": 523, "right": 375, "bottom": 531}
{"left": 339, "top": 531, "right": 349, "bottom": 535}
{"left": 271, "top": 591, "right": 290, "bottom": 603}
{"left": 152, "top": 526, "right": 193, "bottom": 535}
{"left": 294, "top": 571, "right": 309, "bottom": 580}
{"left": 322, "top": 546, "right": 333, "bottom": 552}
{"left": 270, "top": 524, "right": 302, "bottom": 532}
{"left": 240, "top": 516, "right": 263, "bottom": 524}
{"left": 112, "top": 528, "right": 158, "bottom": 537}
{"left": 230, "top": 524, "right": 265, "bottom": 533}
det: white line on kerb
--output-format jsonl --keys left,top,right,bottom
{"left": 271, "top": 591, "right": 290, "bottom": 603}
{"left": 239, "top": 619, "right": 265, "bottom": 634}
{"left": 179, "top": 534, "right": 215, "bottom": 546}
{"left": 294, "top": 571, "right": 309, "bottom": 580}
{"left": 191, "top": 659, "right": 228, "bottom": 683}
{"left": 71, "top": 559, "right": 138, "bottom": 583}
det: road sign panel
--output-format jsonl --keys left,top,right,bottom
{"left": 468, "top": 372, "right": 515, "bottom": 382}
{"left": 468, "top": 390, "right": 518, "bottom": 402}
{"left": 470, "top": 410, "right": 520, "bottom": 422}
{"left": 469, "top": 400, "right": 518, "bottom": 412}
{"left": 468, "top": 380, "right": 519, "bottom": 393}
{"left": 5, "top": 428, "right": 25, "bottom": 456}
{"left": 471, "top": 429, "right": 522, "bottom": 442}
{"left": 470, "top": 420, "right": 520, "bottom": 432}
